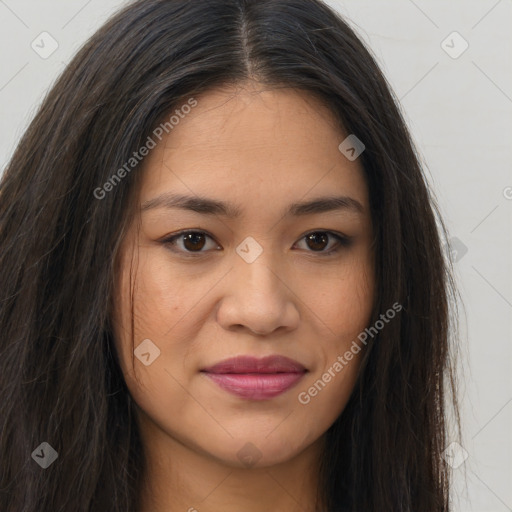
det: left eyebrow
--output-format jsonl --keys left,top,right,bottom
{"left": 140, "top": 193, "right": 365, "bottom": 217}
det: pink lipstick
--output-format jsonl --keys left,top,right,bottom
{"left": 201, "top": 355, "right": 307, "bottom": 400}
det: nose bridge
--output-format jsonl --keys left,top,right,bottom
{"left": 215, "top": 238, "right": 299, "bottom": 334}
{"left": 233, "top": 242, "right": 283, "bottom": 301}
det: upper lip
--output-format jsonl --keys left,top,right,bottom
{"left": 201, "top": 355, "right": 307, "bottom": 374}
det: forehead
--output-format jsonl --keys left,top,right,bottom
{"left": 158, "top": 84, "right": 342, "bottom": 154}
{"left": 138, "top": 84, "right": 368, "bottom": 214}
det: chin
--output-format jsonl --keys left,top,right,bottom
{"left": 205, "top": 433, "right": 312, "bottom": 469}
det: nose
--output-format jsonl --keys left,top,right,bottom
{"left": 215, "top": 253, "right": 300, "bottom": 336}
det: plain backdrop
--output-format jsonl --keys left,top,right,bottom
{"left": 1, "top": 1, "right": 511, "bottom": 510}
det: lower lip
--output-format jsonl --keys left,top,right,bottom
{"left": 202, "top": 372, "right": 306, "bottom": 400}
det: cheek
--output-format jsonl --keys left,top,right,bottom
{"left": 112, "top": 249, "right": 218, "bottom": 382}
{"left": 300, "top": 255, "right": 374, "bottom": 342}
{"left": 110, "top": 247, "right": 176, "bottom": 376}
{"left": 127, "top": 252, "right": 207, "bottom": 337}
{"left": 295, "top": 358, "right": 361, "bottom": 448}
{"left": 110, "top": 255, "right": 190, "bottom": 411}
{"left": 294, "top": 253, "right": 373, "bottom": 415}
{"left": 295, "top": 274, "right": 371, "bottom": 437}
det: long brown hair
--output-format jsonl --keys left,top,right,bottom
{"left": 0, "top": 0, "right": 461, "bottom": 510}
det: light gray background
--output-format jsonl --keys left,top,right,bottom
{"left": 1, "top": 1, "right": 511, "bottom": 510}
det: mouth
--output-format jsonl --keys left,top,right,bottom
{"left": 200, "top": 355, "right": 307, "bottom": 401}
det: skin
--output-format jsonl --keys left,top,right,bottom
{"left": 111, "top": 81, "right": 375, "bottom": 512}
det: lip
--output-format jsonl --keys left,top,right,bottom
{"left": 201, "top": 355, "right": 307, "bottom": 400}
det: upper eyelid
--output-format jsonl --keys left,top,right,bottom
{"left": 164, "top": 229, "right": 219, "bottom": 245}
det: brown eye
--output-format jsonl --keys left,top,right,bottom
{"left": 295, "top": 231, "right": 351, "bottom": 255}
{"left": 305, "top": 232, "right": 329, "bottom": 251}
{"left": 182, "top": 232, "right": 206, "bottom": 251}
{"left": 162, "top": 230, "right": 220, "bottom": 256}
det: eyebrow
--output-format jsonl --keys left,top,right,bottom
{"left": 140, "top": 193, "right": 365, "bottom": 217}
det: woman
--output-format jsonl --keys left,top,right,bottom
{"left": 0, "top": 0, "right": 460, "bottom": 510}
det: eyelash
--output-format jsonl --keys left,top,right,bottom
{"left": 160, "top": 230, "right": 352, "bottom": 258}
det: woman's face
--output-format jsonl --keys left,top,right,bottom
{"left": 112, "top": 83, "right": 374, "bottom": 468}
